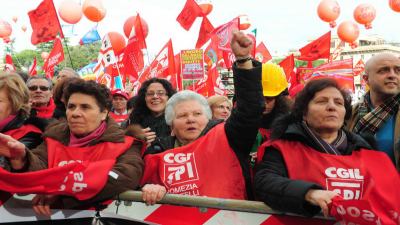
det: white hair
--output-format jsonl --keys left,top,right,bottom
{"left": 165, "top": 90, "right": 212, "bottom": 126}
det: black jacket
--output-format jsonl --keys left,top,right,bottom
{"left": 254, "top": 122, "right": 372, "bottom": 216}
{"left": 146, "top": 60, "right": 264, "bottom": 199}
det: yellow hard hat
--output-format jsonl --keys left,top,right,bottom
{"left": 262, "top": 63, "right": 288, "bottom": 97}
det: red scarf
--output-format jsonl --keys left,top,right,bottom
{"left": 69, "top": 121, "right": 107, "bottom": 147}
{"left": 0, "top": 115, "right": 16, "bottom": 131}
{"left": 33, "top": 98, "right": 56, "bottom": 119}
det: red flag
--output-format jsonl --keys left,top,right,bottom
{"left": 353, "top": 58, "right": 365, "bottom": 76}
{"left": 43, "top": 38, "right": 64, "bottom": 78}
{"left": 131, "top": 13, "right": 147, "bottom": 50}
{"left": 174, "top": 53, "right": 182, "bottom": 90}
{"left": 247, "top": 33, "right": 256, "bottom": 58}
{"left": 298, "top": 31, "right": 331, "bottom": 61}
{"left": 176, "top": 0, "right": 203, "bottom": 31}
{"left": 195, "top": 16, "right": 214, "bottom": 49}
{"left": 29, "top": 57, "right": 37, "bottom": 76}
{"left": 279, "top": 54, "right": 298, "bottom": 90}
{"left": 4, "top": 54, "right": 16, "bottom": 72}
{"left": 213, "top": 18, "right": 240, "bottom": 51}
{"left": 255, "top": 42, "right": 272, "bottom": 63}
{"left": 28, "top": 0, "right": 64, "bottom": 45}
{"left": 139, "top": 39, "right": 177, "bottom": 88}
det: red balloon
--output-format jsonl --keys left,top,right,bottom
{"left": 389, "top": 0, "right": 400, "bottom": 12}
{"left": 41, "top": 52, "right": 49, "bottom": 60}
{"left": 0, "top": 20, "right": 12, "bottom": 38}
{"left": 317, "top": 0, "right": 340, "bottom": 28}
{"left": 337, "top": 21, "right": 360, "bottom": 48}
{"left": 12, "top": 16, "right": 18, "bottom": 23}
{"left": 239, "top": 15, "right": 251, "bottom": 30}
{"left": 107, "top": 32, "right": 126, "bottom": 55}
{"left": 82, "top": 0, "right": 106, "bottom": 22}
{"left": 196, "top": 0, "right": 213, "bottom": 15}
{"left": 354, "top": 4, "right": 376, "bottom": 29}
{"left": 123, "top": 16, "right": 149, "bottom": 39}
{"left": 59, "top": 0, "right": 83, "bottom": 24}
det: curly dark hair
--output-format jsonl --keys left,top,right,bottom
{"left": 261, "top": 94, "right": 293, "bottom": 129}
{"left": 270, "top": 78, "right": 352, "bottom": 140}
{"left": 63, "top": 80, "right": 112, "bottom": 112}
{"left": 53, "top": 77, "right": 81, "bottom": 106}
{"left": 129, "top": 78, "right": 176, "bottom": 125}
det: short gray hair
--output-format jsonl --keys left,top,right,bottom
{"left": 26, "top": 75, "right": 53, "bottom": 90}
{"left": 165, "top": 90, "right": 212, "bottom": 126}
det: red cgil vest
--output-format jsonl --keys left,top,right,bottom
{"left": 4, "top": 124, "right": 42, "bottom": 140}
{"left": 141, "top": 124, "right": 247, "bottom": 199}
{"left": 261, "top": 139, "right": 400, "bottom": 225}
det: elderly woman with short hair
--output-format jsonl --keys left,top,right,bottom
{"left": 207, "top": 95, "right": 232, "bottom": 121}
{"left": 140, "top": 31, "right": 264, "bottom": 205}
{"left": 254, "top": 78, "right": 399, "bottom": 222}
{"left": 0, "top": 80, "right": 144, "bottom": 217}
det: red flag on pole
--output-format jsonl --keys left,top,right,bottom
{"left": 176, "top": 0, "right": 203, "bottom": 31}
{"left": 4, "top": 54, "right": 16, "bottom": 72}
{"left": 43, "top": 38, "right": 64, "bottom": 78}
{"left": 195, "top": 16, "right": 214, "bottom": 49}
{"left": 298, "top": 31, "right": 331, "bottom": 61}
{"left": 255, "top": 42, "right": 272, "bottom": 63}
{"left": 213, "top": 17, "right": 240, "bottom": 51}
{"left": 279, "top": 54, "right": 298, "bottom": 91}
{"left": 29, "top": 57, "right": 37, "bottom": 76}
{"left": 28, "top": 0, "right": 64, "bottom": 45}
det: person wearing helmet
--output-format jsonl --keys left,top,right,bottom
{"left": 250, "top": 63, "right": 293, "bottom": 166}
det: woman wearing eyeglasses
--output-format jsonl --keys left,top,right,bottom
{"left": 0, "top": 73, "right": 43, "bottom": 169}
{"left": 127, "top": 78, "right": 176, "bottom": 147}
{"left": 207, "top": 95, "right": 232, "bottom": 121}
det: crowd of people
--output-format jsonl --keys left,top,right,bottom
{"left": 0, "top": 32, "right": 399, "bottom": 223}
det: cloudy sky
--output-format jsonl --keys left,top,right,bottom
{"left": 1, "top": 0, "right": 400, "bottom": 61}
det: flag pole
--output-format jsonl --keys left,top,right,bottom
{"left": 62, "top": 38, "right": 75, "bottom": 69}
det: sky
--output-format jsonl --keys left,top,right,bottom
{"left": 1, "top": 0, "right": 400, "bottom": 62}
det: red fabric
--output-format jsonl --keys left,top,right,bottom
{"left": 261, "top": 215, "right": 335, "bottom": 225}
{"left": 139, "top": 39, "right": 177, "bottom": 88}
{"left": 297, "top": 31, "right": 331, "bottom": 61}
{"left": 141, "top": 124, "right": 246, "bottom": 199}
{"left": 279, "top": 54, "right": 295, "bottom": 82}
{"left": 29, "top": 57, "right": 37, "bottom": 76}
{"left": 28, "top": 0, "right": 64, "bottom": 45}
{"left": 122, "top": 15, "right": 146, "bottom": 83}
{"left": 213, "top": 18, "right": 240, "bottom": 52}
{"left": 176, "top": 0, "right": 203, "bottom": 31}
{"left": 43, "top": 38, "right": 64, "bottom": 78}
{"left": 0, "top": 115, "right": 16, "bottom": 131}
{"left": 4, "top": 124, "right": 42, "bottom": 141}
{"left": 256, "top": 42, "right": 272, "bottom": 63}
{"left": 353, "top": 58, "right": 365, "bottom": 76}
{"left": 144, "top": 204, "right": 219, "bottom": 225}
{"left": 174, "top": 53, "right": 182, "bottom": 90}
{"left": 109, "top": 112, "right": 129, "bottom": 123}
{"left": 33, "top": 98, "right": 56, "bottom": 119}
{"left": 4, "top": 54, "right": 16, "bottom": 72}
{"left": 265, "top": 139, "right": 400, "bottom": 225}
{"left": 0, "top": 137, "right": 134, "bottom": 200}
{"left": 195, "top": 16, "right": 214, "bottom": 49}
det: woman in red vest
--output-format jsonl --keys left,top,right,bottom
{"left": 0, "top": 80, "right": 144, "bottom": 217}
{"left": 254, "top": 78, "right": 400, "bottom": 223}
{"left": 0, "top": 73, "right": 43, "bottom": 169}
{"left": 139, "top": 31, "right": 264, "bottom": 205}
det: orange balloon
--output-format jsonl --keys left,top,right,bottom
{"left": 196, "top": 0, "right": 213, "bottom": 15}
{"left": 107, "top": 32, "right": 126, "bottom": 55}
{"left": 12, "top": 16, "right": 18, "bottom": 23}
{"left": 21, "top": 25, "right": 27, "bottom": 32}
{"left": 389, "top": 0, "right": 400, "bottom": 12}
{"left": 239, "top": 14, "right": 251, "bottom": 30}
{"left": 337, "top": 21, "right": 360, "bottom": 48}
{"left": 123, "top": 16, "right": 149, "bottom": 38}
{"left": 0, "top": 20, "right": 12, "bottom": 38}
{"left": 82, "top": 0, "right": 106, "bottom": 22}
{"left": 354, "top": 4, "right": 376, "bottom": 29}
{"left": 59, "top": 0, "right": 83, "bottom": 24}
{"left": 317, "top": 0, "right": 340, "bottom": 28}
{"left": 41, "top": 52, "right": 49, "bottom": 60}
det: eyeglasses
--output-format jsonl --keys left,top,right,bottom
{"left": 28, "top": 85, "right": 50, "bottom": 91}
{"left": 146, "top": 90, "right": 167, "bottom": 97}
